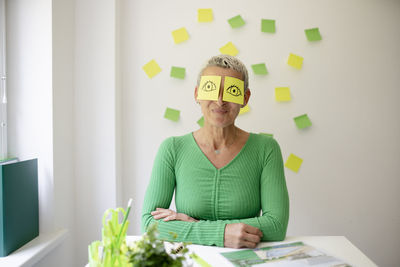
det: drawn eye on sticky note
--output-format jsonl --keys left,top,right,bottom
{"left": 197, "top": 75, "right": 221, "bottom": 101}
{"left": 223, "top": 76, "right": 244, "bottom": 104}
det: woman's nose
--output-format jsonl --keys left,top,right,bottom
{"left": 217, "top": 85, "right": 225, "bottom": 105}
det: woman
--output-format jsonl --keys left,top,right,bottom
{"left": 141, "top": 55, "right": 289, "bottom": 248}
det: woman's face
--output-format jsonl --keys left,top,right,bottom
{"left": 195, "top": 66, "right": 250, "bottom": 128}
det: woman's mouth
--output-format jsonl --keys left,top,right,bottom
{"left": 213, "top": 108, "right": 228, "bottom": 114}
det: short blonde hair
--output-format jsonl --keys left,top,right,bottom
{"left": 197, "top": 55, "right": 249, "bottom": 91}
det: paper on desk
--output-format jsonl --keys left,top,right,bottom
{"left": 220, "top": 242, "right": 351, "bottom": 266}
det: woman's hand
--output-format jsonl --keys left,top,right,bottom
{"left": 151, "top": 208, "right": 198, "bottom": 222}
{"left": 224, "top": 223, "right": 263, "bottom": 248}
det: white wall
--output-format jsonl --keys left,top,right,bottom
{"left": 120, "top": 0, "right": 400, "bottom": 266}
{"left": 27, "top": 0, "right": 119, "bottom": 266}
{"left": 73, "top": 0, "right": 119, "bottom": 266}
{"left": 6, "top": 0, "right": 77, "bottom": 266}
{"left": 36, "top": 0, "right": 77, "bottom": 266}
{"left": 7, "top": 0, "right": 119, "bottom": 266}
{"left": 6, "top": 0, "right": 400, "bottom": 266}
{"left": 7, "top": 0, "right": 54, "bottom": 235}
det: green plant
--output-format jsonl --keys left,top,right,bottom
{"left": 88, "top": 202, "right": 191, "bottom": 267}
{"left": 126, "top": 223, "right": 190, "bottom": 267}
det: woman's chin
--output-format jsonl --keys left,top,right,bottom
{"left": 209, "top": 119, "right": 235, "bottom": 128}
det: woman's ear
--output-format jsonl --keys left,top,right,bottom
{"left": 194, "top": 87, "right": 199, "bottom": 101}
{"left": 242, "top": 88, "right": 251, "bottom": 107}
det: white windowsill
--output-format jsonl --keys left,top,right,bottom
{"left": 0, "top": 229, "right": 68, "bottom": 267}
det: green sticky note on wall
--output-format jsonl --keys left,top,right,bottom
{"left": 164, "top": 107, "right": 180, "bottom": 122}
{"left": 170, "top": 66, "right": 186, "bottom": 79}
{"left": 197, "top": 116, "right": 204, "bottom": 127}
{"left": 294, "top": 114, "right": 312, "bottom": 129}
{"left": 305, "top": 28, "right": 322, "bottom": 41}
{"left": 261, "top": 19, "right": 275, "bottom": 33}
{"left": 259, "top": 132, "right": 273, "bottom": 138}
{"left": 228, "top": 15, "right": 245, "bottom": 28}
{"left": 251, "top": 63, "right": 268, "bottom": 75}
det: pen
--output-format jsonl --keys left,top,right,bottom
{"left": 116, "top": 198, "right": 132, "bottom": 246}
{"left": 110, "top": 198, "right": 132, "bottom": 265}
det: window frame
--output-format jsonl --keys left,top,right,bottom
{"left": 0, "top": 0, "right": 8, "bottom": 160}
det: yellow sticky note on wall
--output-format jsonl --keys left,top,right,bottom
{"left": 172, "top": 27, "right": 189, "bottom": 44}
{"left": 285, "top": 153, "right": 303, "bottom": 173}
{"left": 142, "top": 59, "right": 161, "bottom": 78}
{"left": 275, "top": 87, "right": 291, "bottom": 102}
{"left": 222, "top": 76, "right": 244, "bottom": 104}
{"left": 239, "top": 105, "right": 250, "bottom": 115}
{"left": 198, "top": 9, "right": 213, "bottom": 22}
{"left": 197, "top": 75, "right": 221, "bottom": 101}
{"left": 287, "top": 53, "right": 303, "bottom": 69}
{"left": 219, "top": 42, "right": 239, "bottom": 56}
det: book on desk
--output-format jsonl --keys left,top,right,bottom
{"left": 0, "top": 159, "right": 39, "bottom": 257}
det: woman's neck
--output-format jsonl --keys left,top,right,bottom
{"left": 197, "top": 124, "right": 239, "bottom": 151}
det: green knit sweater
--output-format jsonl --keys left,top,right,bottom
{"left": 141, "top": 133, "right": 289, "bottom": 247}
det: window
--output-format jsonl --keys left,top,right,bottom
{"left": 0, "top": 0, "right": 7, "bottom": 160}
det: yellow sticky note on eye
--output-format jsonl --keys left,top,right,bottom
{"left": 287, "top": 53, "right": 303, "bottom": 69}
{"left": 197, "top": 75, "right": 221, "bottom": 101}
{"left": 223, "top": 76, "right": 244, "bottom": 104}
{"left": 285, "top": 153, "right": 303, "bottom": 173}
{"left": 219, "top": 42, "right": 239, "bottom": 56}
{"left": 239, "top": 105, "right": 250, "bottom": 115}
{"left": 172, "top": 27, "right": 189, "bottom": 44}
{"left": 198, "top": 9, "right": 213, "bottom": 22}
{"left": 142, "top": 59, "right": 161, "bottom": 78}
{"left": 275, "top": 87, "right": 291, "bottom": 102}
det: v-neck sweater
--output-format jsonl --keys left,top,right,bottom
{"left": 141, "top": 133, "right": 289, "bottom": 247}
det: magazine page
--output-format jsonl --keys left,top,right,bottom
{"left": 220, "top": 242, "right": 352, "bottom": 267}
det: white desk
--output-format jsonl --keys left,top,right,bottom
{"left": 126, "top": 235, "right": 377, "bottom": 267}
